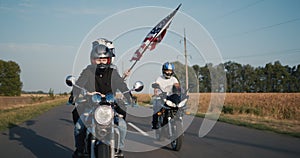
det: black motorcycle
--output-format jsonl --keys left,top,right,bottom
{"left": 152, "top": 83, "right": 189, "bottom": 151}
{"left": 66, "top": 75, "right": 144, "bottom": 158}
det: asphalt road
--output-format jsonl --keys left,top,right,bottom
{"left": 0, "top": 104, "right": 299, "bottom": 158}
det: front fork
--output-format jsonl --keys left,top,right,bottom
{"left": 111, "top": 120, "right": 121, "bottom": 158}
{"left": 168, "top": 117, "right": 172, "bottom": 137}
{"left": 167, "top": 115, "right": 183, "bottom": 138}
{"left": 110, "top": 121, "right": 115, "bottom": 158}
{"left": 89, "top": 119, "right": 120, "bottom": 158}
{"left": 90, "top": 137, "right": 96, "bottom": 158}
{"left": 90, "top": 119, "right": 96, "bottom": 158}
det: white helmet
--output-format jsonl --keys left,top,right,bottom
{"left": 92, "top": 38, "right": 115, "bottom": 63}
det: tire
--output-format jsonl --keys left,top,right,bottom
{"left": 171, "top": 134, "right": 183, "bottom": 151}
{"left": 170, "top": 121, "right": 184, "bottom": 151}
{"left": 155, "top": 128, "right": 163, "bottom": 141}
{"left": 155, "top": 116, "right": 164, "bottom": 141}
{"left": 96, "top": 142, "right": 111, "bottom": 158}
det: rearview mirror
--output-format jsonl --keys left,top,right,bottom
{"left": 133, "top": 81, "right": 144, "bottom": 92}
{"left": 66, "top": 75, "right": 76, "bottom": 87}
{"left": 151, "top": 83, "right": 160, "bottom": 89}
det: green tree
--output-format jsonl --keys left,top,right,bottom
{"left": 290, "top": 64, "right": 300, "bottom": 92}
{"left": 173, "top": 61, "right": 198, "bottom": 92}
{"left": 264, "top": 62, "right": 274, "bottom": 92}
{"left": 254, "top": 67, "right": 266, "bottom": 92}
{"left": 199, "top": 63, "right": 211, "bottom": 92}
{"left": 0, "top": 60, "right": 23, "bottom": 96}
{"left": 273, "top": 61, "right": 289, "bottom": 92}
{"left": 263, "top": 61, "right": 290, "bottom": 92}
{"left": 224, "top": 61, "right": 243, "bottom": 92}
{"left": 241, "top": 64, "right": 256, "bottom": 92}
{"left": 178, "top": 60, "right": 299, "bottom": 93}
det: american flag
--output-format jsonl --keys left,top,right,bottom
{"left": 130, "top": 4, "right": 181, "bottom": 61}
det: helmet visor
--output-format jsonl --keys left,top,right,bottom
{"left": 93, "top": 57, "right": 111, "bottom": 65}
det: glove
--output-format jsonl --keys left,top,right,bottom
{"left": 68, "top": 95, "right": 75, "bottom": 105}
{"left": 159, "top": 92, "right": 167, "bottom": 99}
{"left": 131, "top": 96, "right": 140, "bottom": 107}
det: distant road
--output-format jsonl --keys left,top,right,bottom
{"left": 0, "top": 104, "right": 299, "bottom": 158}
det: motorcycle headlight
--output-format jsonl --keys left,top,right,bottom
{"left": 94, "top": 106, "right": 114, "bottom": 126}
{"left": 105, "top": 93, "right": 115, "bottom": 103}
{"left": 92, "top": 94, "right": 102, "bottom": 103}
{"left": 165, "top": 99, "right": 177, "bottom": 107}
{"left": 178, "top": 98, "right": 188, "bottom": 108}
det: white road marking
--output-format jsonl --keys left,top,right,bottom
{"left": 128, "top": 122, "right": 149, "bottom": 136}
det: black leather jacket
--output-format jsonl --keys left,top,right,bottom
{"left": 72, "top": 64, "right": 132, "bottom": 118}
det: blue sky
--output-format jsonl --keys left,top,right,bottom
{"left": 1, "top": 0, "right": 300, "bottom": 93}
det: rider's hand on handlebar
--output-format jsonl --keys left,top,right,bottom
{"left": 159, "top": 92, "right": 167, "bottom": 99}
{"left": 68, "top": 95, "right": 75, "bottom": 105}
{"left": 126, "top": 96, "right": 138, "bottom": 107}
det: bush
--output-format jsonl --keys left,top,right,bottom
{"left": 222, "top": 106, "right": 234, "bottom": 114}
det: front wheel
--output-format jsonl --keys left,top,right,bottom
{"left": 96, "top": 142, "right": 111, "bottom": 158}
{"left": 155, "top": 115, "right": 164, "bottom": 141}
{"left": 171, "top": 134, "right": 183, "bottom": 151}
{"left": 170, "top": 120, "right": 184, "bottom": 151}
{"left": 155, "top": 129, "right": 161, "bottom": 140}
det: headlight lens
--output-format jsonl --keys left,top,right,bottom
{"left": 105, "top": 93, "right": 115, "bottom": 103}
{"left": 94, "top": 106, "right": 114, "bottom": 126}
{"left": 178, "top": 98, "right": 188, "bottom": 108}
{"left": 92, "top": 94, "right": 102, "bottom": 103}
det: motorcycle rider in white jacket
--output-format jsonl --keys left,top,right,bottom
{"left": 151, "top": 62, "right": 180, "bottom": 129}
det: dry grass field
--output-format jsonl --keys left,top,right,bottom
{"left": 0, "top": 94, "right": 65, "bottom": 110}
{"left": 134, "top": 93, "right": 300, "bottom": 135}
{"left": 134, "top": 93, "right": 300, "bottom": 120}
{"left": 197, "top": 93, "right": 300, "bottom": 120}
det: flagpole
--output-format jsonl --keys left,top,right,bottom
{"left": 122, "top": 33, "right": 158, "bottom": 79}
{"left": 184, "top": 28, "right": 189, "bottom": 92}
{"left": 122, "top": 4, "right": 182, "bottom": 79}
{"left": 127, "top": 42, "right": 150, "bottom": 73}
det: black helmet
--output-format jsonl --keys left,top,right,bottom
{"left": 90, "top": 44, "right": 113, "bottom": 68}
{"left": 162, "top": 62, "right": 175, "bottom": 79}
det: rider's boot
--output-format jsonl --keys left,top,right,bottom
{"left": 72, "top": 149, "right": 84, "bottom": 158}
{"left": 115, "top": 149, "right": 124, "bottom": 157}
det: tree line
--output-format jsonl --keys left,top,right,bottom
{"left": 0, "top": 59, "right": 22, "bottom": 96}
{"left": 191, "top": 60, "right": 300, "bottom": 93}
{"left": 1, "top": 59, "right": 299, "bottom": 96}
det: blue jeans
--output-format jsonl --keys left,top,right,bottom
{"left": 74, "top": 115, "right": 127, "bottom": 150}
{"left": 117, "top": 118, "right": 127, "bottom": 149}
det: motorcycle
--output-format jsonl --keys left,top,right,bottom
{"left": 66, "top": 75, "right": 144, "bottom": 158}
{"left": 152, "top": 83, "right": 189, "bottom": 151}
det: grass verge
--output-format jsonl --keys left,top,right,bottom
{"left": 0, "top": 97, "right": 67, "bottom": 131}
{"left": 196, "top": 113, "right": 300, "bottom": 138}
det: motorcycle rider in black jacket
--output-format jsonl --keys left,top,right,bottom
{"left": 72, "top": 40, "right": 132, "bottom": 158}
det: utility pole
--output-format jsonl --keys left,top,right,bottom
{"left": 184, "top": 28, "right": 189, "bottom": 91}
